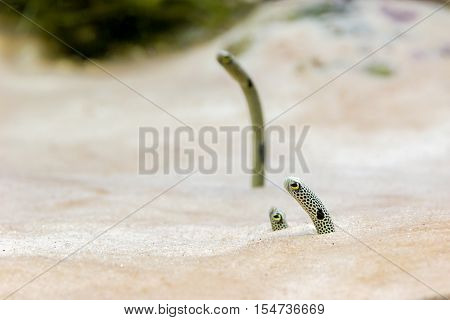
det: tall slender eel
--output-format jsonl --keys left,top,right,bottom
{"left": 216, "top": 50, "right": 265, "bottom": 187}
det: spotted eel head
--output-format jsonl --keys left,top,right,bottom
{"left": 284, "top": 176, "right": 306, "bottom": 199}
{"left": 269, "top": 207, "right": 288, "bottom": 231}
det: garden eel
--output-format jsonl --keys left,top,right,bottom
{"left": 269, "top": 207, "right": 289, "bottom": 231}
{"left": 216, "top": 50, "right": 265, "bottom": 187}
{"left": 284, "top": 177, "right": 335, "bottom": 234}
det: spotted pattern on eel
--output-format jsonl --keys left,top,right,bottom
{"left": 284, "top": 177, "right": 335, "bottom": 234}
{"left": 269, "top": 207, "right": 288, "bottom": 231}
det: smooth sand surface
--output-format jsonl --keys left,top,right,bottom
{"left": 1, "top": 0, "right": 449, "bottom": 299}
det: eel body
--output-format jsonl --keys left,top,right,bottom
{"left": 284, "top": 177, "right": 335, "bottom": 234}
{"left": 216, "top": 50, "right": 265, "bottom": 187}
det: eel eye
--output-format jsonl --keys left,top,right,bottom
{"left": 290, "top": 182, "right": 300, "bottom": 190}
{"left": 272, "top": 214, "right": 282, "bottom": 221}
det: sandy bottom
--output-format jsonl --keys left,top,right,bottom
{"left": 1, "top": 0, "right": 449, "bottom": 299}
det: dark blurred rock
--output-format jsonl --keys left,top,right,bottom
{"left": 0, "top": 0, "right": 256, "bottom": 59}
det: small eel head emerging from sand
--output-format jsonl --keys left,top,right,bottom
{"left": 269, "top": 207, "right": 288, "bottom": 231}
{"left": 284, "top": 177, "right": 335, "bottom": 234}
